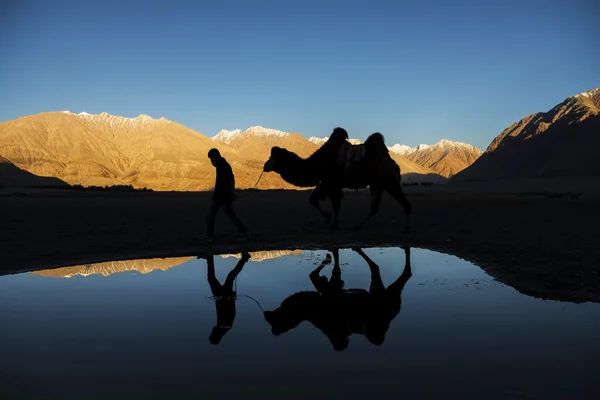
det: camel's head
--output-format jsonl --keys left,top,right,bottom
{"left": 263, "top": 146, "right": 285, "bottom": 173}
{"left": 365, "top": 325, "right": 387, "bottom": 346}
{"left": 263, "top": 308, "right": 302, "bottom": 336}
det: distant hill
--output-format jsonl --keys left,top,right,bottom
{"left": 405, "top": 139, "right": 483, "bottom": 177}
{"left": 0, "top": 111, "right": 447, "bottom": 191}
{"left": 454, "top": 87, "right": 600, "bottom": 181}
{"left": 0, "top": 155, "right": 68, "bottom": 188}
{"left": 0, "top": 111, "right": 239, "bottom": 190}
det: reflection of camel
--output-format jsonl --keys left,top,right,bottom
{"left": 263, "top": 247, "right": 412, "bottom": 351}
{"left": 199, "top": 252, "right": 251, "bottom": 345}
{"left": 263, "top": 131, "right": 412, "bottom": 232}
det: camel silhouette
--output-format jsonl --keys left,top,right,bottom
{"left": 263, "top": 131, "right": 412, "bottom": 232}
{"left": 263, "top": 247, "right": 412, "bottom": 351}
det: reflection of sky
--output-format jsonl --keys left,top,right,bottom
{"left": 1, "top": 248, "right": 599, "bottom": 399}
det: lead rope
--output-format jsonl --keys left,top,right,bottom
{"left": 242, "top": 294, "right": 265, "bottom": 313}
{"left": 235, "top": 275, "right": 264, "bottom": 312}
{"left": 252, "top": 170, "right": 264, "bottom": 188}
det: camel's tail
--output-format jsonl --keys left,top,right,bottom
{"left": 364, "top": 132, "right": 389, "bottom": 155}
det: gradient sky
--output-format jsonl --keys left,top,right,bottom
{"left": 1, "top": 0, "right": 598, "bottom": 150}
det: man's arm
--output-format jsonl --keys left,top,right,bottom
{"left": 309, "top": 253, "right": 332, "bottom": 292}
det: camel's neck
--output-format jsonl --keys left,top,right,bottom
{"left": 275, "top": 154, "right": 320, "bottom": 187}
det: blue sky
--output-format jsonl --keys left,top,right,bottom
{"left": 1, "top": 0, "right": 598, "bottom": 150}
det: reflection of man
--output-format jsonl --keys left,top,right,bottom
{"left": 199, "top": 252, "right": 251, "bottom": 345}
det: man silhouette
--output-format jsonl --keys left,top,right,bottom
{"left": 205, "top": 148, "right": 250, "bottom": 241}
{"left": 200, "top": 252, "right": 251, "bottom": 345}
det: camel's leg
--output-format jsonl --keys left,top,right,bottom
{"left": 309, "top": 185, "right": 332, "bottom": 223}
{"left": 330, "top": 248, "right": 340, "bottom": 266}
{"left": 354, "top": 185, "right": 383, "bottom": 229}
{"left": 386, "top": 247, "right": 412, "bottom": 295}
{"left": 385, "top": 178, "right": 412, "bottom": 234}
{"left": 352, "top": 248, "right": 385, "bottom": 294}
{"left": 328, "top": 187, "right": 343, "bottom": 229}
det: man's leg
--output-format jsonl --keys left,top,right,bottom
{"left": 205, "top": 255, "right": 223, "bottom": 296}
{"left": 327, "top": 184, "right": 343, "bottom": 229}
{"left": 309, "top": 183, "right": 332, "bottom": 222}
{"left": 330, "top": 248, "right": 342, "bottom": 287}
{"left": 222, "top": 202, "right": 248, "bottom": 234}
{"left": 223, "top": 253, "right": 250, "bottom": 292}
{"left": 206, "top": 200, "right": 221, "bottom": 239}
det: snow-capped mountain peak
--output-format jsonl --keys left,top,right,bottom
{"left": 212, "top": 129, "right": 243, "bottom": 143}
{"left": 431, "top": 139, "right": 479, "bottom": 151}
{"left": 61, "top": 111, "right": 167, "bottom": 128}
{"left": 246, "top": 126, "right": 289, "bottom": 138}
{"left": 212, "top": 126, "right": 290, "bottom": 144}
{"left": 309, "top": 136, "right": 363, "bottom": 145}
{"left": 575, "top": 87, "right": 600, "bottom": 99}
{"left": 387, "top": 143, "right": 415, "bottom": 155}
{"left": 309, "top": 137, "right": 327, "bottom": 145}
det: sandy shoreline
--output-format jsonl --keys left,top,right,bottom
{"left": 2, "top": 188, "right": 599, "bottom": 303}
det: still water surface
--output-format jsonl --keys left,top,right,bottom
{"left": 1, "top": 247, "right": 599, "bottom": 399}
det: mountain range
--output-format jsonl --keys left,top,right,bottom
{"left": 454, "top": 87, "right": 600, "bottom": 181}
{"left": 1, "top": 86, "right": 597, "bottom": 191}
{"left": 0, "top": 112, "right": 481, "bottom": 190}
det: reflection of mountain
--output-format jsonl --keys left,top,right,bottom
{"left": 32, "top": 251, "right": 300, "bottom": 277}
{"left": 33, "top": 257, "right": 193, "bottom": 278}
{"left": 220, "top": 250, "right": 302, "bottom": 262}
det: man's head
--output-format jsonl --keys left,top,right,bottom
{"left": 208, "top": 148, "right": 221, "bottom": 167}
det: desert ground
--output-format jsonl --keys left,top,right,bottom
{"left": 1, "top": 185, "right": 600, "bottom": 303}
